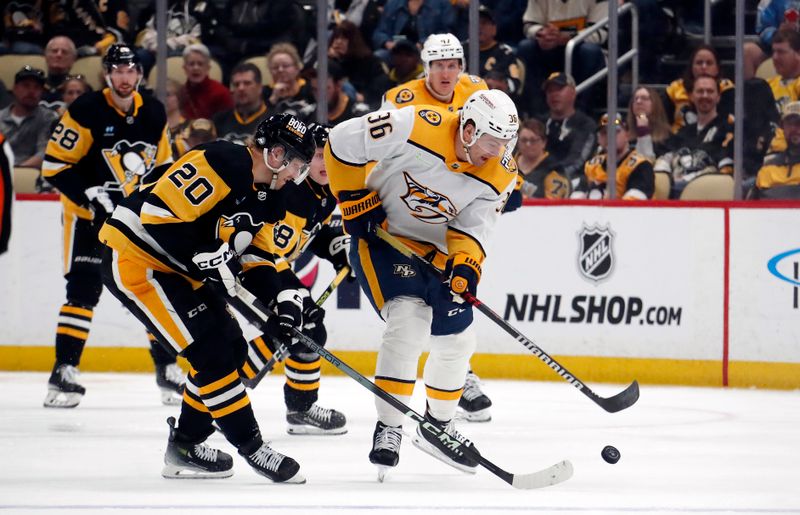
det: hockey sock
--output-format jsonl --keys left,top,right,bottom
{"left": 54, "top": 303, "right": 93, "bottom": 366}
{"left": 194, "top": 368, "right": 260, "bottom": 448}
{"left": 177, "top": 370, "right": 214, "bottom": 441}
{"left": 239, "top": 336, "right": 277, "bottom": 380}
{"left": 283, "top": 355, "right": 320, "bottom": 412}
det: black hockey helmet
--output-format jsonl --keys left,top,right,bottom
{"left": 254, "top": 113, "right": 316, "bottom": 185}
{"left": 103, "top": 44, "right": 141, "bottom": 73}
{"left": 308, "top": 122, "right": 332, "bottom": 148}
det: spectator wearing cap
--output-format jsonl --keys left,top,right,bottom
{"left": 571, "top": 113, "right": 654, "bottom": 200}
{"left": 462, "top": 6, "right": 523, "bottom": 104}
{"left": 298, "top": 61, "right": 371, "bottom": 127}
{"left": 173, "top": 118, "right": 217, "bottom": 157}
{"left": 386, "top": 38, "right": 425, "bottom": 87}
{"left": 42, "top": 36, "right": 79, "bottom": 102}
{"left": 517, "top": 0, "right": 607, "bottom": 115}
{"left": 753, "top": 101, "right": 800, "bottom": 199}
{"left": 371, "top": 0, "right": 456, "bottom": 64}
{"left": 541, "top": 72, "right": 597, "bottom": 181}
{"left": 0, "top": 67, "right": 59, "bottom": 169}
{"left": 180, "top": 43, "right": 233, "bottom": 120}
{"left": 213, "top": 62, "right": 269, "bottom": 146}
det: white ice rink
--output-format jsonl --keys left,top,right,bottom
{"left": 1, "top": 371, "right": 798, "bottom": 515}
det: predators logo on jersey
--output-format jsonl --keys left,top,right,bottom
{"left": 395, "top": 89, "right": 415, "bottom": 104}
{"left": 418, "top": 109, "right": 442, "bottom": 126}
{"left": 400, "top": 171, "right": 457, "bottom": 224}
{"left": 101, "top": 140, "right": 158, "bottom": 194}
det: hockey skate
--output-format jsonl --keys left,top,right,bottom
{"left": 239, "top": 440, "right": 305, "bottom": 483}
{"left": 286, "top": 403, "right": 347, "bottom": 435}
{"left": 412, "top": 411, "right": 479, "bottom": 474}
{"left": 368, "top": 421, "right": 402, "bottom": 483}
{"left": 155, "top": 363, "right": 185, "bottom": 406}
{"left": 43, "top": 363, "right": 86, "bottom": 408}
{"left": 457, "top": 370, "right": 492, "bottom": 422}
{"left": 162, "top": 417, "right": 233, "bottom": 479}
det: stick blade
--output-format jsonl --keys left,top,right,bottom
{"left": 511, "top": 459, "right": 573, "bottom": 490}
{"left": 595, "top": 380, "right": 640, "bottom": 413}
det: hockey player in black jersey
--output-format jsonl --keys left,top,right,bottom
{"left": 99, "top": 113, "right": 315, "bottom": 483}
{"left": 41, "top": 43, "right": 182, "bottom": 408}
{"left": 236, "top": 123, "right": 350, "bottom": 435}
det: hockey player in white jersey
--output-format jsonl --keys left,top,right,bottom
{"left": 324, "top": 90, "right": 519, "bottom": 479}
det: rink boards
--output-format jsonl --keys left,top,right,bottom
{"left": 1, "top": 197, "right": 798, "bottom": 389}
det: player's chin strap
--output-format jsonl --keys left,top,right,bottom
{"left": 458, "top": 124, "right": 479, "bottom": 165}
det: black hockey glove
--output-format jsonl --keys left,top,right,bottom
{"left": 191, "top": 240, "right": 241, "bottom": 297}
{"left": 85, "top": 186, "right": 115, "bottom": 226}
{"left": 339, "top": 189, "right": 386, "bottom": 242}
{"left": 265, "top": 288, "right": 306, "bottom": 346}
{"left": 445, "top": 254, "right": 481, "bottom": 304}
{"left": 294, "top": 295, "right": 327, "bottom": 351}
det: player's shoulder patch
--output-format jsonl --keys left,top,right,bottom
{"left": 418, "top": 108, "right": 442, "bottom": 126}
{"left": 467, "top": 74, "right": 482, "bottom": 84}
{"left": 499, "top": 150, "right": 517, "bottom": 174}
{"left": 395, "top": 88, "right": 415, "bottom": 104}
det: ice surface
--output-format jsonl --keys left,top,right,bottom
{"left": 1, "top": 372, "right": 798, "bottom": 514}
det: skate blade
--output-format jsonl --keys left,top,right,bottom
{"left": 411, "top": 433, "right": 477, "bottom": 475}
{"left": 161, "top": 464, "right": 234, "bottom": 479}
{"left": 456, "top": 407, "right": 492, "bottom": 423}
{"left": 376, "top": 465, "right": 392, "bottom": 483}
{"left": 160, "top": 389, "right": 183, "bottom": 406}
{"left": 286, "top": 424, "right": 348, "bottom": 436}
{"left": 252, "top": 469, "right": 307, "bottom": 484}
{"left": 43, "top": 391, "right": 83, "bottom": 408}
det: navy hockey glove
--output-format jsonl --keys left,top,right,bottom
{"left": 445, "top": 254, "right": 481, "bottom": 304}
{"left": 192, "top": 240, "right": 241, "bottom": 297}
{"left": 265, "top": 288, "right": 306, "bottom": 346}
{"left": 339, "top": 189, "right": 386, "bottom": 241}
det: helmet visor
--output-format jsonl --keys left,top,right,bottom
{"left": 473, "top": 133, "right": 510, "bottom": 157}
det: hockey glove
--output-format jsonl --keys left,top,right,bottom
{"left": 265, "top": 288, "right": 306, "bottom": 346}
{"left": 191, "top": 240, "right": 241, "bottom": 297}
{"left": 297, "top": 295, "right": 327, "bottom": 351}
{"left": 328, "top": 234, "right": 356, "bottom": 280}
{"left": 339, "top": 189, "right": 386, "bottom": 241}
{"left": 445, "top": 254, "right": 481, "bottom": 304}
{"left": 85, "top": 186, "right": 115, "bottom": 225}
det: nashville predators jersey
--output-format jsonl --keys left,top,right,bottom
{"left": 576, "top": 148, "right": 654, "bottom": 200}
{"left": 325, "top": 105, "right": 517, "bottom": 268}
{"left": 100, "top": 140, "right": 264, "bottom": 278}
{"left": 381, "top": 74, "right": 487, "bottom": 112}
{"left": 42, "top": 89, "right": 172, "bottom": 219}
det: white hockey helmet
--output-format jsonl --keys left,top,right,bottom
{"left": 421, "top": 33, "right": 464, "bottom": 75}
{"left": 459, "top": 89, "right": 520, "bottom": 145}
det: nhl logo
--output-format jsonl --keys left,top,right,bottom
{"left": 578, "top": 225, "right": 614, "bottom": 282}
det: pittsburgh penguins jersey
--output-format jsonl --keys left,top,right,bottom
{"left": 213, "top": 103, "right": 269, "bottom": 146}
{"left": 574, "top": 148, "right": 654, "bottom": 200}
{"left": 665, "top": 78, "right": 735, "bottom": 133}
{"left": 99, "top": 140, "right": 264, "bottom": 278}
{"left": 326, "top": 105, "right": 517, "bottom": 269}
{"left": 768, "top": 75, "right": 800, "bottom": 114}
{"left": 518, "top": 152, "right": 571, "bottom": 199}
{"left": 42, "top": 89, "right": 173, "bottom": 219}
{"left": 381, "top": 74, "right": 487, "bottom": 112}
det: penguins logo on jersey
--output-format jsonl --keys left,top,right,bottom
{"left": 396, "top": 89, "right": 415, "bottom": 104}
{"left": 101, "top": 140, "right": 157, "bottom": 193}
{"left": 418, "top": 109, "right": 442, "bottom": 126}
{"left": 400, "top": 172, "right": 457, "bottom": 224}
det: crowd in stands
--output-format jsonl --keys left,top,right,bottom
{"left": 1, "top": 0, "right": 799, "bottom": 200}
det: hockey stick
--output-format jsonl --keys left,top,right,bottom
{"left": 240, "top": 265, "right": 352, "bottom": 389}
{"left": 227, "top": 283, "right": 573, "bottom": 490}
{"left": 375, "top": 227, "right": 640, "bottom": 414}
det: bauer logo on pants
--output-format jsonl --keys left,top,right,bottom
{"left": 578, "top": 225, "right": 614, "bottom": 283}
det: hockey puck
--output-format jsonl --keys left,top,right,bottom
{"left": 601, "top": 445, "right": 620, "bottom": 464}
